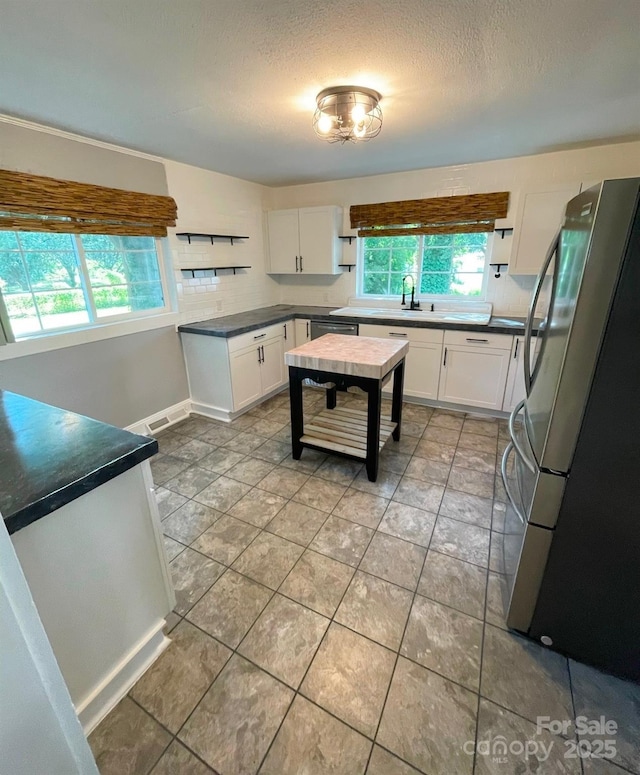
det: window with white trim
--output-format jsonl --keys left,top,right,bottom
{"left": 360, "top": 231, "right": 491, "bottom": 299}
{"left": 0, "top": 232, "right": 169, "bottom": 338}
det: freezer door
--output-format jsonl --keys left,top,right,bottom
{"left": 525, "top": 179, "right": 640, "bottom": 473}
{"left": 499, "top": 431, "right": 565, "bottom": 633}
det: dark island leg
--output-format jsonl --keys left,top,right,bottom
{"left": 391, "top": 358, "right": 405, "bottom": 441}
{"left": 326, "top": 384, "right": 337, "bottom": 410}
{"left": 365, "top": 378, "right": 382, "bottom": 482}
{"left": 289, "top": 366, "right": 304, "bottom": 459}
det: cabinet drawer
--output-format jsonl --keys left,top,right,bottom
{"left": 443, "top": 330, "right": 512, "bottom": 350}
{"left": 228, "top": 321, "right": 290, "bottom": 353}
{"left": 359, "top": 323, "right": 444, "bottom": 345}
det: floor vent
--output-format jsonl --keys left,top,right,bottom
{"left": 148, "top": 417, "right": 170, "bottom": 432}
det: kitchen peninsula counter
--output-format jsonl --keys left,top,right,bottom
{"left": 1, "top": 390, "right": 174, "bottom": 733}
{"left": 0, "top": 389, "right": 157, "bottom": 535}
{"left": 178, "top": 304, "right": 538, "bottom": 338}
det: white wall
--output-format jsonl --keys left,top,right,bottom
{"left": 0, "top": 516, "right": 98, "bottom": 775}
{"left": 265, "top": 140, "right": 640, "bottom": 315}
{"left": 164, "top": 160, "right": 279, "bottom": 325}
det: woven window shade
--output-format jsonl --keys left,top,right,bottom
{"left": 0, "top": 169, "right": 177, "bottom": 237}
{"left": 350, "top": 192, "right": 509, "bottom": 237}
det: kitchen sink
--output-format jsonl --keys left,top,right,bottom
{"left": 329, "top": 304, "right": 492, "bottom": 325}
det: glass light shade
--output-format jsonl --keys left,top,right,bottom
{"left": 312, "top": 86, "right": 382, "bottom": 144}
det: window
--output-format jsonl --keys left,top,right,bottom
{"left": 361, "top": 231, "right": 491, "bottom": 299}
{"left": 0, "top": 232, "right": 168, "bottom": 338}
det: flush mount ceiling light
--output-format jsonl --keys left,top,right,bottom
{"left": 313, "top": 85, "right": 383, "bottom": 144}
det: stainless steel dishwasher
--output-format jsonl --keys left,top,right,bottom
{"left": 310, "top": 320, "right": 359, "bottom": 339}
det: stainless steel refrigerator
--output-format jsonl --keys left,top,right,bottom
{"left": 499, "top": 177, "right": 640, "bottom": 681}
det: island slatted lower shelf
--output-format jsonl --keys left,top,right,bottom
{"left": 301, "top": 406, "right": 397, "bottom": 459}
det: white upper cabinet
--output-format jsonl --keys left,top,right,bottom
{"left": 509, "top": 183, "right": 581, "bottom": 275}
{"left": 266, "top": 209, "right": 300, "bottom": 274}
{"left": 267, "top": 206, "right": 341, "bottom": 275}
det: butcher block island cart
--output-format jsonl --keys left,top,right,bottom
{"left": 285, "top": 334, "right": 408, "bottom": 481}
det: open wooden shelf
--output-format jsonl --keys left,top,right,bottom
{"left": 301, "top": 406, "right": 396, "bottom": 460}
{"left": 176, "top": 233, "right": 249, "bottom": 245}
{"left": 180, "top": 266, "right": 251, "bottom": 277}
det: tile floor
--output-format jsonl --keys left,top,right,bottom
{"left": 89, "top": 388, "right": 640, "bottom": 775}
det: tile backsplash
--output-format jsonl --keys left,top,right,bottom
{"left": 169, "top": 236, "right": 278, "bottom": 325}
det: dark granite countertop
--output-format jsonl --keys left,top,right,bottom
{"left": 178, "top": 304, "right": 538, "bottom": 338}
{"left": 0, "top": 390, "right": 157, "bottom": 535}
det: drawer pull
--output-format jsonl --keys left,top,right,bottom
{"left": 253, "top": 333, "right": 266, "bottom": 340}
{"left": 466, "top": 337, "right": 489, "bottom": 343}
{"left": 388, "top": 332, "right": 407, "bottom": 337}
{"left": 443, "top": 347, "right": 447, "bottom": 367}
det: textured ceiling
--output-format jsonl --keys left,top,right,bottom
{"left": 0, "top": 0, "right": 639, "bottom": 185}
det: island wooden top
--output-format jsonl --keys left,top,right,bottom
{"left": 285, "top": 334, "right": 409, "bottom": 379}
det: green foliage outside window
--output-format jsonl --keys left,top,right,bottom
{"left": 0, "top": 231, "right": 165, "bottom": 336}
{"left": 362, "top": 231, "right": 489, "bottom": 298}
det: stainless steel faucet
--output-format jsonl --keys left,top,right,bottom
{"left": 401, "top": 275, "right": 420, "bottom": 310}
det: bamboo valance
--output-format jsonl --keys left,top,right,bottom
{"left": 0, "top": 169, "right": 177, "bottom": 237}
{"left": 350, "top": 191, "right": 509, "bottom": 237}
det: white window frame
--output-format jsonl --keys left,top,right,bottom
{"left": 0, "top": 233, "right": 173, "bottom": 341}
{"left": 356, "top": 231, "right": 494, "bottom": 302}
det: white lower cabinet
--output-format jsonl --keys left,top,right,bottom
{"left": 181, "top": 321, "right": 289, "bottom": 419}
{"left": 260, "top": 337, "right": 286, "bottom": 395}
{"left": 229, "top": 347, "right": 263, "bottom": 410}
{"left": 502, "top": 335, "right": 538, "bottom": 412}
{"left": 358, "top": 324, "right": 443, "bottom": 400}
{"left": 438, "top": 331, "right": 511, "bottom": 410}
{"left": 293, "top": 318, "right": 311, "bottom": 348}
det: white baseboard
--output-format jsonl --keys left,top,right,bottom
{"left": 191, "top": 385, "right": 288, "bottom": 424}
{"left": 78, "top": 620, "right": 170, "bottom": 734}
{"left": 125, "top": 399, "right": 192, "bottom": 435}
{"left": 124, "top": 390, "right": 504, "bottom": 436}
{"left": 190, "top": 400, "right": 234, "bottom": 423}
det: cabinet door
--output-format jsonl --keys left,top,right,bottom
{"left": 260, "top": 337, "right": 286, "bottom": 394}
{"left": 502, "top": 336, "right": 538, "bottom": 412}
{"left": 438, "top": 345, "right": 510, "bottom": 410}
{"left": 294, "top": 318, "right": 311, "bottom": 346}
{"left": 282, "top": 320, "right": 294, "bottom": 352}
{"left": 510, "top": 183, "right": 581, "bottom": 275}
{"left": 230, "top": 346, "right": 263, "bottom": 411}
{"left": 298, "top": 207, "right": 340, "bottom": 275}
{"left": 403, "top": 342, "right": 442, "bottom": 400}
{"left": 267, "top": 209, "right": 299, "bottom": 274}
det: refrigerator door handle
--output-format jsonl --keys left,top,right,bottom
{"left": 524, "top": 232, "right": 560, "bottom": 395}
{"left": 501, "top": 442, "right": 526, "bottom": 525}
{"left": 509, "top": 399, "right": 536, "bottom": 473}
